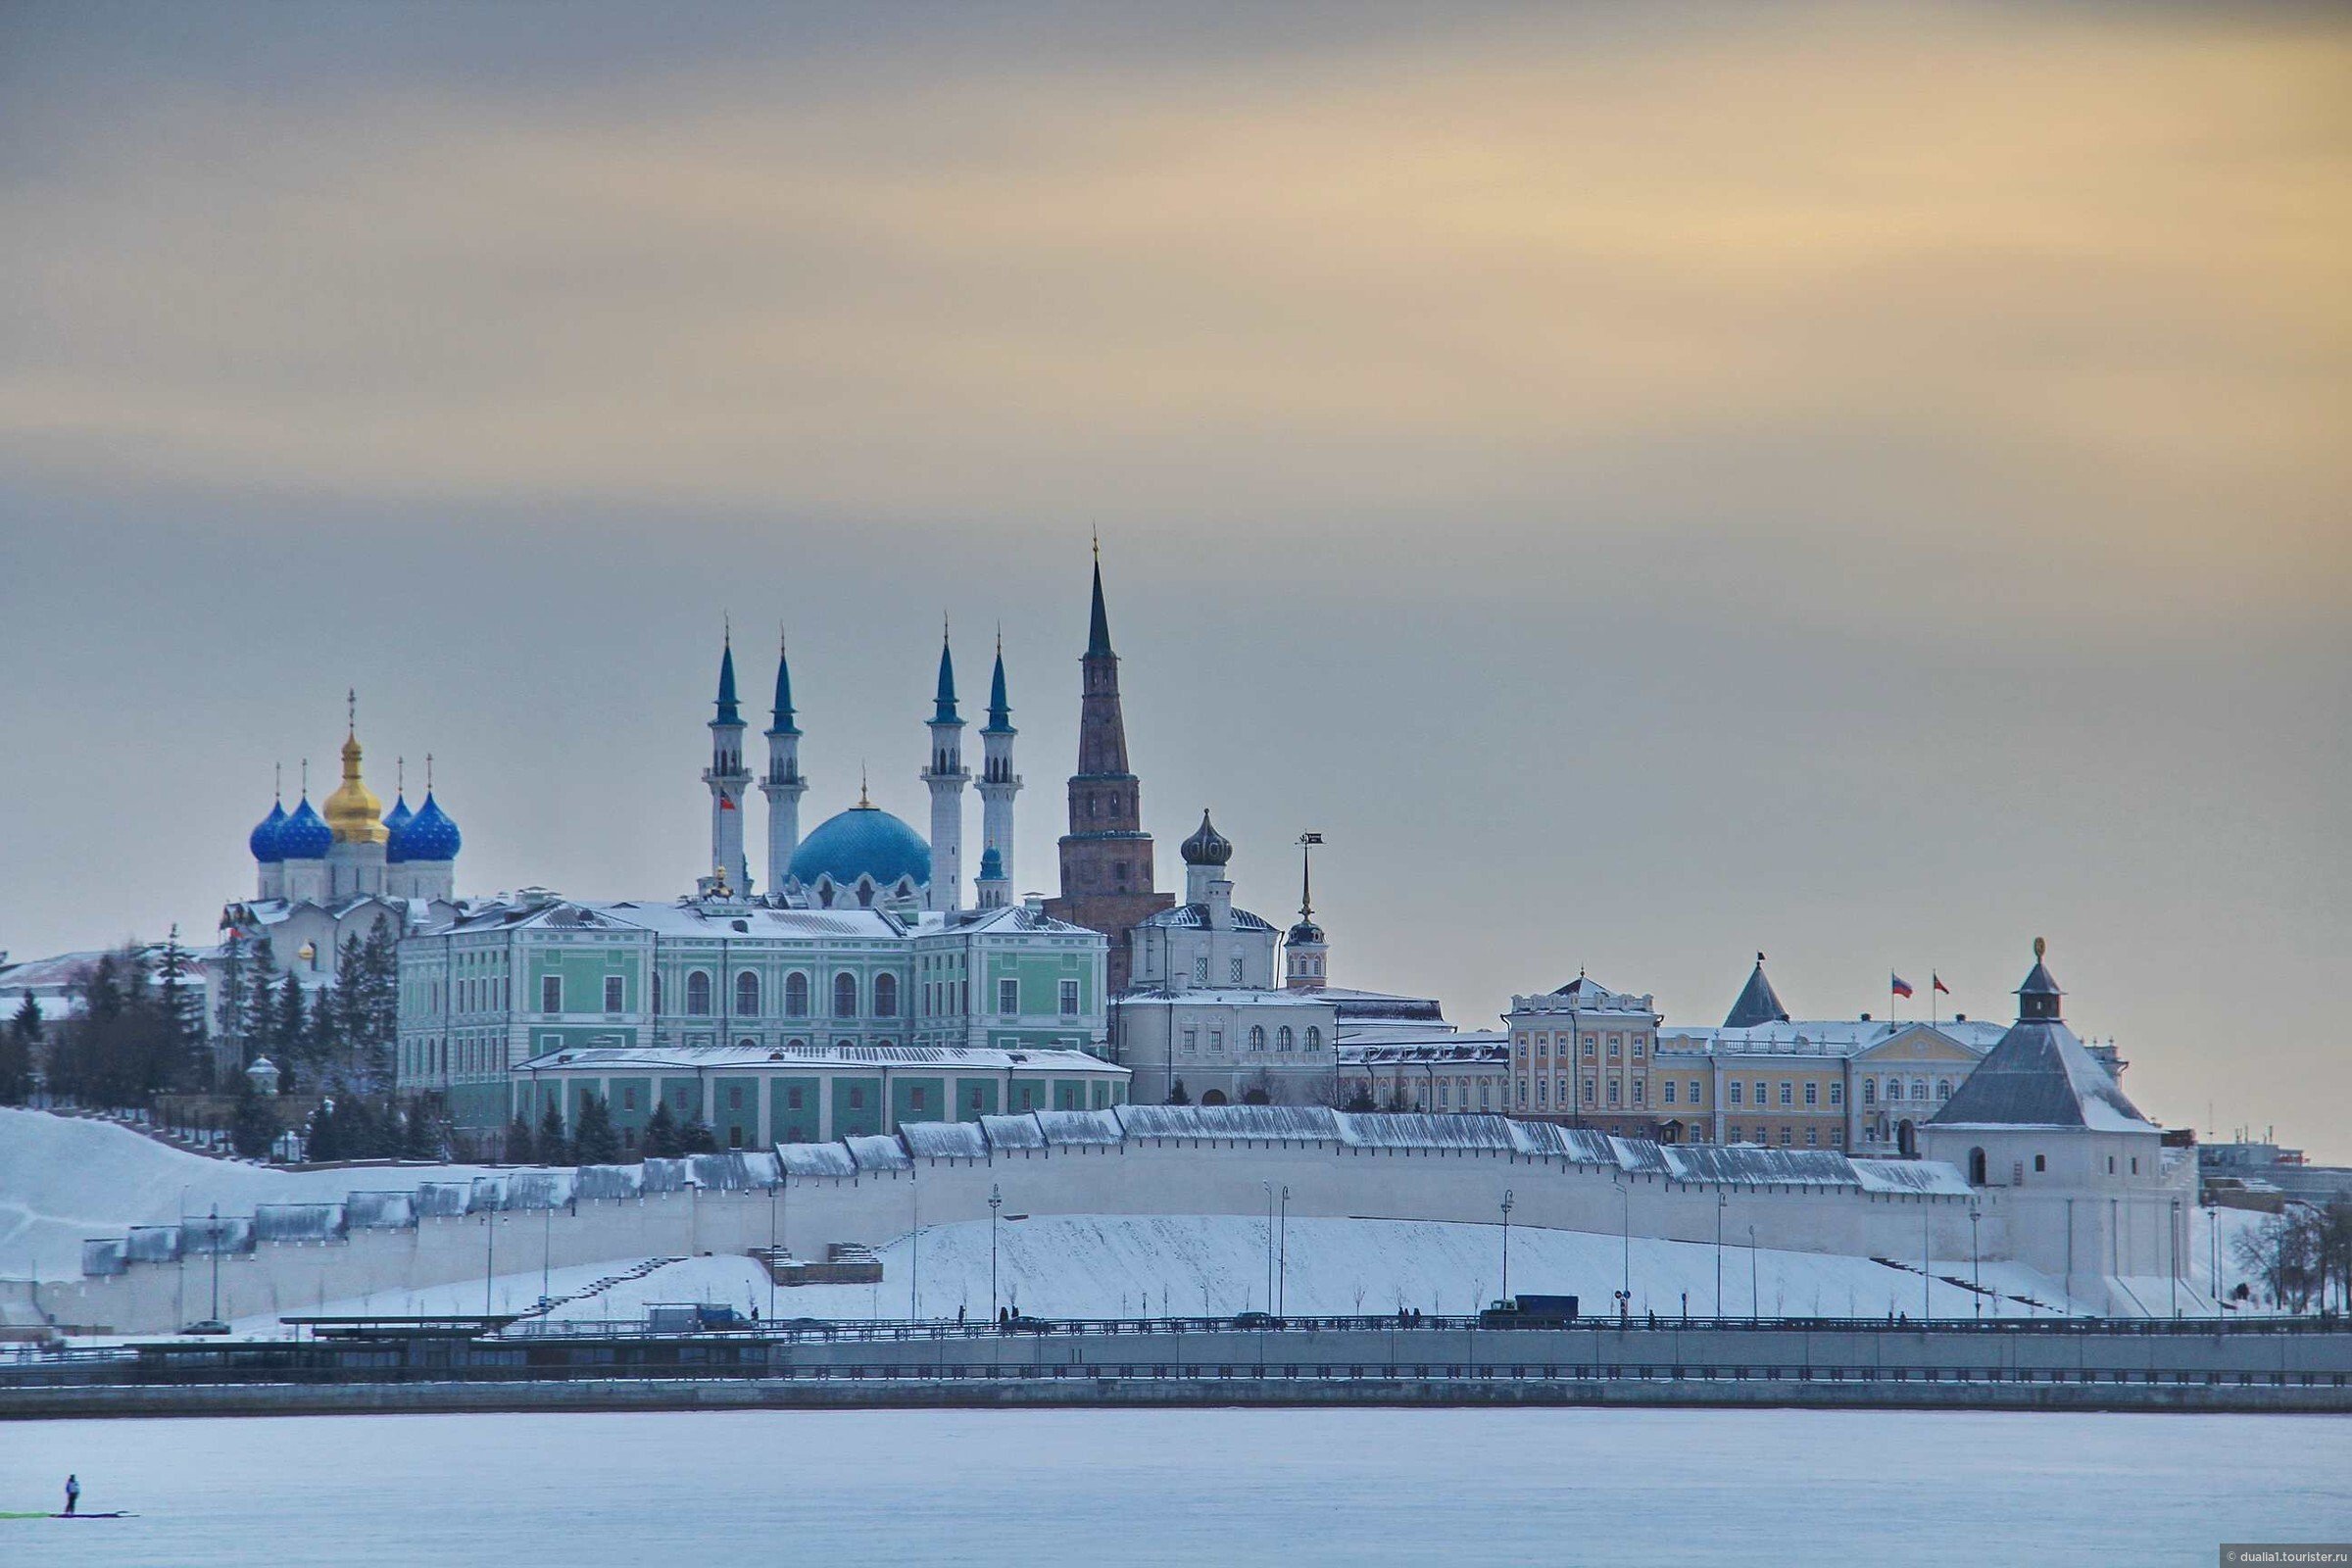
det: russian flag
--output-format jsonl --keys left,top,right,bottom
{"left": 1890, "top": 973, "right": 1915, "bottom": 999}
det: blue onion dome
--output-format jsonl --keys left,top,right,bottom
{"left": 381, "top": 793, "right": 416, "bottom": 862}
{"left": 276, "top": 797, "right": 333, "bottom": 859}
{"left": 248, "top": 800, "right": 289, "bottom": 863}
{"left": 978, "top": 846, "right": 1004, "bottom": 880}
{"left": 1287, "top": 918, "right": 1325, "bottom": 945}
{"left": 788, "top": 803, "right": 931, "bottom": 889}
{"left": 394, "top": 792, "right": 462, "bottom": 861}
{"left": 1180, "top": 808, "right": 1232, "bottom": 867}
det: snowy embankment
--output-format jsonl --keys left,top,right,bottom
{"left": 217, "top": 1213, "right": 2093, "bottom": 1334}
{"left": 0, "top": 1106, "right": 503, "bottom": 1281}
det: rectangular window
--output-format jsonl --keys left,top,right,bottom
{"left": 1208, "top": 1030, "right": 1223, "bottom": 1054}
{"left": 541, "top": 975, "right": 562, "bottom": 1013}
{"left": 787, "top": 1087, "right": 803, "bottom": 1108}
{"left": 1689, "top": 1079, "right": 1702, "bottom": 1102}
{"left": 1805, "top": 1127, "right": 1819, "bottom": 1147}
{"left": 1662, "top": 1080, "right": 1677, "bottom": 1104}
{"left": 911, "top": 1087, "right": 926, "bottom": 1110}
{"left": 849, "top": 1087, "right": 864, "bottom": 1109}
{"left": 605, "top": 975, "right": 624, "bottom": 1013}
{"left": 1804, "top": 1083, "right": 1818, "bottom": 1106}
{"left": 1631, "top": 1079, "right": 1644, "bottom": 1105}
{"left": 1583, "top": 1078, "right": 1595, "bottom": 1103}
{"left": 1058, "top": 979, "right": 1080, "bottom": 1017}
{"left": 1606, "top": 1080, "right": 1620, "bottom": 1105}
{"left": 622, "top": 1087, "right": 636, "bottom": 1110}
{"left": 1181, "top": 1030, "right": 1198, "bottom": 1055}
{"left": 998, "top": 978, "right": 1019, "bottom": 1015}
{"left": 1829, "top": 1083, "right": 1842, "bottom": 1106}
{"left": 727, "top": 1086, "right": 742, "bottom": 1109}
{"left": 1778, "top": 1082, "right": 1792, "bottom": 1106}
{"left": 1729, "top": 1081, "right": 1744, "bottom": 1105}
{"left": 968, "top": 1088, "right": 983, "bottom": 1111}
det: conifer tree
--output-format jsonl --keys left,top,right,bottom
{"left": 307, "top": 1098, "right": 343, "bottom": 1161}
{"left": 505, "top": 1111, "right": 536, "bottom": 1164}
{"left": 230, "top": 1082, "right": 280, "bottom": 1159}
{"left": 537, "top": 1101, "right": 571, "bottom": 1166}
{"left": 1166, "top": 1079, "right": 1191, "bottom": 1106}
{"left": 678, "top": 1116, "right": 717, "bottom": 1155}
{"left": 573, "top": 1093, "right": 621, "bottom": 1165}
{"left": 157, "top": 924, "right": 209, "bottom": 1092}
{"left": 642, "top": 1098, "right": 680, "bottom": 1158}
{"left": 271, "top": 972, "right": 307, "bottom": 1087}
{"left": 0, "top": 996, "right": 36, "bottom": 1105}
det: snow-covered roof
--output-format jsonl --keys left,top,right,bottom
{"left": 1340, "top": 1112, "right": 1517, "bottom": 1152}
{"left": 1657, "top": 1018, "right": 2005, "bottom": 1059}
{"left": 1341, "top": 1031, "right": 1507, "bottom": 1064}
{"left": 978, "top": 1112, "right": 1048, "bottom": 1151}
{"left": 1036, "top": 1109, "right": 1124, "bottom": 1147}
{"left": 1660, "top": 1146, "right": 1853, "bottom": 1187}
{"left": 845, "top": 1134, "right": 911, "bottom": 1174}
{"left": 514, "top": 1042, "right": 1122, "bottom": 1075}
{"left": 899, "top": 1121, "right": 989, "bottom": 1161}
{"left": 1851, "top": 1158, "right": 1975, "bottom": 1196}
{"left": 1928, "top": 1017, "right": 2155, "bottom": 1133}
{"left": 1132, "top": 903, "right": 1278, "bottom": 933}
{"left": 1115, "top": 988, "right": 1333, "bottom": 1007}
{"left": 1313, "top": 987, "right": 1449, "bottom": 1023}
{"left": 1113, "top": 1104, "right": 1342, "bottom": 1143}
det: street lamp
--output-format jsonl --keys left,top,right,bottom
{"left": 1277, "top": 1186, "right": 1291, "bottom": 1318}
{"left": 1923, "top": 1203, "right": 1933, "bottom": 1321}
{"left": 1970, "top": 1204, "right": 1983, "bottom": 1320}
{"left": 1715, "top": 1194, "right": 1728, "bottom": 1319}
{"left": 2171, "top": 1197, "right": 2181, "bottom": 1319}
{"left": 1616, "top": 1179, "right": 1632, "bottom": 1314}
{"left": 2207, "top": 1199, "right": 2220, "bottom": 1312}
{"left": 1747, "top": 1224, "right": 1758, "bottom": 1323}
{"left": 989, "top": 1183, "right": 1003, "bottom": 1322}
{"left": 910, "top": 1173, "right": 921, "bottom": 1322}
{"left": 1499, "top": 1190, "right": 1515, "bottom": 1305}
{"left": 1262, "top": 1181, "right": 1275, "bottom": 1314}
{"left": 767, "top": 1167, "right": 782, "bottom": 1326}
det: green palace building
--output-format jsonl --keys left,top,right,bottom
{"left": 397, "top": 894, "right": 1118, "bottom": 1144}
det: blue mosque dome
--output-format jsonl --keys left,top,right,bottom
{"left": 393, "top": 792, "right": 463, "bottom": 862}
{"left": 248, "top": 801, "right": 289, "bottom": 863}
{"left": 276, "top": 797, "right": 333, "bottom": 860}
{"left": 381, "top": 793, "right": 416, "bottom": 861}
{"left": 978, "top": 846, "right": 1004, "bottom": 880}
{"left": 788, "top": 803, "right": 930, "bottom": 891}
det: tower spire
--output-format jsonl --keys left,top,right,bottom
{"left": 704, "top": 633, "right": 752, "bottom": 895}
{"left": 761, "top": 626, "right": 808, "bottom": 892}
{"left": 922, "top": 621, "right": 970, "bottom": 910}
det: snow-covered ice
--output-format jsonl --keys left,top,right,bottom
{"left": 0, "top": 1407, "right": 2343, "bottom": 1567}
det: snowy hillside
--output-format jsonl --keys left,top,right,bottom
{"left": 0, "top": 1106, "right": 501, "bottom": 1280}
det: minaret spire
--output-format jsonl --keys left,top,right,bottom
{"left": 704, "top": 632, "right": 752, "bottom": 896}
{"left": 921, "top": 624, "right": 970, "bottom": 911}
{"left": 977, "top": 629, "right": 1020, "bottom": 905}
{"left": 761, "top": 626, "right": 807, "bottom": 895}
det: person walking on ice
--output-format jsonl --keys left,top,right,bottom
{"left": 63, "top": 1474, "right": 79, "bottom": 1516}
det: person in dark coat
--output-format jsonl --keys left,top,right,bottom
{"left": 63, "top": 1475, "right": 79, "bottom": 1516}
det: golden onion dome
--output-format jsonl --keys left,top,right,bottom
{"left": 322, "top": 727, "right": 388, "bottom": 845}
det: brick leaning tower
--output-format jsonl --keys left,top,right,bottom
{"left": 1043, "top": 547, "right": 1173, "bottom": 991}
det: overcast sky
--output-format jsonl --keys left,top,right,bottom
{"left": 1, "top": 3, "right": 2345, "bottom": 1153}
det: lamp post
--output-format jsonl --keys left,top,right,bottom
{"left": 1923, "top": 1204, "right": 1932, "bottom": 1321}
{"left": 483, "top": 1206, "right": 497, "bottom": 1317}
{"left": 1277, "top": 1186, "right": 1291, "bottom": 1318}
{"left": 767, "top": 1168, "right": 781, "bottom": 1326}
{"left": 910, "top": 1173, "right": 920, "bottom": 1323}
{"left": 542, "top": 1196, "right": 553, "bottom": 1309}
{"left": 1262, "top": 1181, "right": 1275, "bottom": 1314}
{"left": 1747, "top": 1224, "right": 1758, "bottom": 1323}
{"left": 207, "top": 1204, "right": 222, "bottom": 1326}
{"left": 1499, "top": 1190, "right": 1515, "bottom": 1305}
{"left": 1970, "top": 1204, "right": 1983, "bottom": 1320}
{"left": 1715, "top": 1194, "right": 1727, "bottom": 1319}
{"left": 2171, "top": 1197, "right": 2180, "bottom": 1319}
{"left": 989, "top": 1183, "right": 1003, "bottom": 1321}
{"left": 2207, "top": 1199, "right": 2219, "bottom": 1312}
{"left": 1617, "top": 1179, "right": 1632, "bottom": 1314}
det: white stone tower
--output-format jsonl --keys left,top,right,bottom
{"left": 977, "top": 632, "right": 1021, "bottom": 898}
{"left": 1284, "top": 832, "right": 1329, "bottom": 990}
{"left": 703, "top": 631, "right": 752, "bottom": 896}
{"left": 920, "top": 625, "right": 969, "bottom": 912}
{"left": 760, "top": 631, "right": 808, "bottom": 895}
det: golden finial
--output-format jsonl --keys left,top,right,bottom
{"left": 346, "top": 686, "right": 357, "bottom": 737}
{"left": 325, "top": 690, "right": 386, "bottom": 843}
{"left": 2034, "top": 936, "right": 2046, "bottom": 960}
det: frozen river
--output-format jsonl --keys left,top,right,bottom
{"left": 2, "top": 1407, "right": 2345, "bottom": 1565}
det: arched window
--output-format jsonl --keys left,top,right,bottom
{"left": 685, "top": 970, "right": 712, "bottom": 1015}
{"left": 785, "top": 972, "right": 809, "bottom": 1016}
{"left": 833, "top": 971, "right": 858, "bottom": 1018}
{"left": 737, "top": 1036, "right": 757, "bottom": 1052}
{"left": 1277, "top": 1026, "right": 1294, "bottom": 1052}
{"left": 1861, "top": 1077, "right": 1875, "bottom": 1104}
{"left": 1249, "top": 1025, "right": 1266, "bottom": 1052}
{"left": 1967, "top": 1147, "right": 1987, "bottom": 1185}
{"left": 1886, "top": 1079, "right": 1902, "bottom": 1102}
{"left": 872, "top": 973, "right": 898, "bottom": 1017}
{"left": 1304, "top": 1026, "right": 1322, "bottom": 1051}
{"left": 1936, "top": 1078, "right": 1951, "bottom": 1100}
{"left": 735, "top": 971, "right": 760, "bottom": 1017}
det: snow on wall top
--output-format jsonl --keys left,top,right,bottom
{"left": 1507, "top": 1122, "right": 1619, "bottom": 1165}
{"left": 1609, "top": 1139, "right": 1673, "bottom": 1176}
{"left": 846, "top": 1135, "right": 912, "bottom": 1173}
{"left": 900, "top": 1121, "right": 989, "bottom": 1161}
{"left": 1035, "top": 1109, "right": 1124, "bottom": 1148}
{"left": 1851, "top": 1158, "right": 1974, "bottom": 1196}
{"left": 979, "top": 1113, "right": 1047, "bottom": 1151}
{"left": 779, "top": 1143, "right": 858, "bottom": 1179}
{"left": 1660, "top": 1146, "right": 1854, "bottom": 1187}
{"left": 1113, "top": 1104, "right": 1342, "bottom": 1143}
{"left": 253, "top": 1202, "right": 347, "bottom": 1243}
{"left": 1338, "top": 1112, "right": 1517, "bottom": 1152}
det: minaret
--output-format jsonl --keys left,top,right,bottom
{"left": 1044, "top": 541, "right": 1172, "bottom": 989}
{"left": 976, "top": 631, "right": 1021, "bottom": 899}
{"left": 1285, "top": 832, "right": 1329, "bottom": 990}
{"left": 760, "top": 631, "right": 808, "bottom": 896}
{"left": 920, "top": 623, "right": 969, "bottom": 911}
{"left": 703, "top": 631, "right": 752, "bottom": 896}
